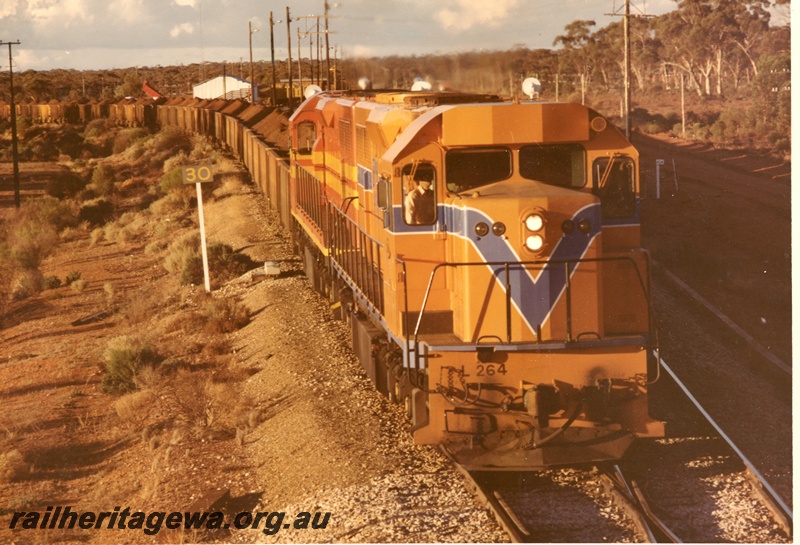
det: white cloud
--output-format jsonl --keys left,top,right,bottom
{"left": 107, "top": 0, "right": 147, "bottom": 23}
{"left": 350, "top": 45, "right": 374, "bottom": 58}
{"left": 0, "top": 0, "right": 20, "bottom": 18}
{"left": 435, "top": 0, "right": 520, "bottom": 31}
{"left": 26, "top": 0, "right": 93, "bottom": 27}
{"left": 170, "top": 22, "right": 194, "bottom": 38}
{"left": 14, "top": 48, "right": 52, "bottom": 70}
{"left": 173, "top": 0, "right": 197, "bottom": 7}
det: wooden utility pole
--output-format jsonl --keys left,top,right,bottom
{"left": 286, "top": 6, "right": 293, "bottom": 109}
{"left": 249, "top": 21, "right": 258, "bottom": 103}
{"left": 316, "top": 17, "right": 321, "bottom": 85}
{"left": 270, "top": 11, "right": 278, "bottom": 106}
{"left": 308, "top": 22, "right": 313, "bottom": 86}
{"left": 324, "top": 0, "right": 331, "bottom": 89}
{"left": 555, "top": 73, "right": 559, "bottom": 102}
{"left": 607, "top": 1, "right": 650, "bottom": 140}
{"left": 297, "top": 27, "right": 302, "bottom": 91}
{"left": 1, "top": 40, "right": 21, "bottom": 208}
{"left": 623, "top": 0, "right": 631, "bottom": 139}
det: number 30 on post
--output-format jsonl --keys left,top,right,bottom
{"left": 182, "top": 165, "right": 214, "bottom": 185}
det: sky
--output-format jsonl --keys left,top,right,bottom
{"left": 0, "top": 0, "right": 789, "bottom": 72}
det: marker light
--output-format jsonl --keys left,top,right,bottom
{"left": 590, "top": 116, "right": 608, "bottom": 132}
{"left": 492, "top": 222, "right": 506, "bottom": 236}
{"left": 562, "top": 220, "right": 575, "bottom": 234}
{"left": 525, "top": 235, "right": 544, "bottom": 252}
{"left": 524, "top": 214, "right": 544, "bottom": 232}
{"left": 578, "top": 219, "right": 592, "bottom": 233}
{"left": 475, "top": 222, "right": 489, "bottom": 237}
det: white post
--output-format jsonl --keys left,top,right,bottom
{"left": 196, "top": 182, "right": 211, "bottom": 293}
{"left": 656, "top": 159, "right": 665, "bottom": 200}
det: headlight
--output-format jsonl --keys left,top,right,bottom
{"left": 524, "top": 214, "right": 544, "bottom": 232}
{"left": 474, "top": 222, "right": 489, "bottom": 237}
{"left": 525, "top": 235, "right": 544, "bottom": 251}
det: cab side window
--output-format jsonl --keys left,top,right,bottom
{"left": 402, "top": 162, "right": 437, "bottom": 226}
{"left": 296, "top": 121, "right": 316, "bottom": 155}
{"left": 593, "top": 156, "right": 636, "bottom": 219}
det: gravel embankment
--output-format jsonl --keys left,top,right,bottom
{"left": 207, "top": 183, "right": 508, "bottom": 543}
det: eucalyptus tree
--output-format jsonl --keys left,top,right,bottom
{"left": 726, "top": 0, "right": 773, "bottom": 78}
{"left": 553, "top": 19, "right": 597, "bottom": 102}
{"left": 656, "top": 0, "right": 717, "bottom": 96}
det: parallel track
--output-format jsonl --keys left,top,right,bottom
{"left": 657, "top": 356, "right": 793, "bottom": 538}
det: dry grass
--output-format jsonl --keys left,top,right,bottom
{"left": 90, "top": 227, "right": 104, "bottom": 246}
{"left": 100, "top": 335, "right": 163, "bottom": 394}
{"left": 153, "top": 370, "right": 252, "bottom": 440}
{"left": 0, "top": 449, "right": 29, "bottom": 483}
{"left": 123, "top": 279, "right": 174, "bottom": 325}
{"left": 10, "top": 269, "right": 44, "bottom": 300}
{"left": 113, "top": 389, "right": 155, "bottom": 429}
{"left": 203, "top": 297, "right": 250, "bottom": 334}
{"left": 69, "top": 278, "right": 87, "bottom": 293}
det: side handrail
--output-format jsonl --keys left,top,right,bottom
{"left": 328, "top": 204, "right": 385, "bottom": 314}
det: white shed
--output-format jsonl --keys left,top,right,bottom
{"left": 193, "top": 75, "right": 255, "bottom": 101}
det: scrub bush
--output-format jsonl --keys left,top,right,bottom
{"left": 101, "top": 336, "right": 164, "bottom": 394}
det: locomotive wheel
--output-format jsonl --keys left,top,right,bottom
{"left": 403, "top": 391, "right": 414, "bottom": 420}
{"left": 390, "top": 380, "right": 401, "bottom": 404}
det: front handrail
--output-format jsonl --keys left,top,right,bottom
{"left": 402, "top": 254, "right": 656, "bottom": 383}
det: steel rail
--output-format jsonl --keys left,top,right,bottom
{"left": 654, "top": 261, "right": 790, "bottom": 375}
{"left": 444, "top": 446, "right": 674, "bottom": 543}
{"left": 658, "top": 356, "right": 793, "bottom": 537}
{"left": 441, "top": 447, "right": 531, "bottom": 542}
{"left": 600, "top": 464, "right": 682, "bottom": 543}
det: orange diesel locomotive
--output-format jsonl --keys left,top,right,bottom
{"left": 296, "top": 89, "right": 664, "bottom": 469}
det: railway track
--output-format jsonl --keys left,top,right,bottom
{"left": 655, "top": 356, "right": 793, "bottom": 538}
{"left": 448, "top": 461, "right": 644, "bottom": 543}
{"left": 653, "top": 261, "right": 790, "bottom": 376}
{"left": 444, "top": 355, "right": 792, "bottom": 542}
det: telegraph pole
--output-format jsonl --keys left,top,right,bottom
{"left": 1, "top": 40, "right": 21, "bottom": 208}
{"left": 286, "top": 6, "right": 293, "bottom": 109}
{"left": 607, "top": 0, "right": 650, "bottom": 140}
{"left": 324, "top": 0, "right": 331, "bottom": 90}
{"left": 316, "top": 17, "right": 321, "bottom": 85}
{"left": 249, "top": 21, "right": 258, "bottom": 104}
{"left": 297, "top": 27, "right": 302, "bottom": 91}
{"left": 270, "top": 11, "right": 278, "bottom": 106}
{"left": 623, "top": 0, "right": 632, "bottom": 139}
